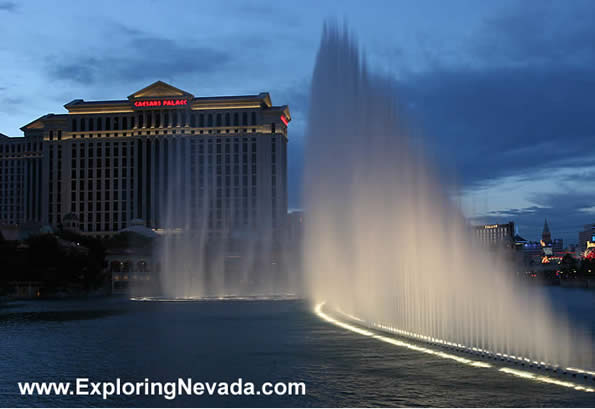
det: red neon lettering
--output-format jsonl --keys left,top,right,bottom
{"left": 134, "top": 99, "right": 188, "bottom": 108}
{"left": 280, "top": 115, "right": 289, "bottom": 126}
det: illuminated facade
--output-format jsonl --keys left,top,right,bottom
{"left": 578, "top": 223, "right": 595, "bottom": 254}
{"left": 471, "top": 222, "right": 515, "bottom": 250}
{"left": 0, "top": 81, "right": 290, "bottom": 238}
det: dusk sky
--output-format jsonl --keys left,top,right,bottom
{"left": 1, "top": 0, "right": 594, "bottom": 244}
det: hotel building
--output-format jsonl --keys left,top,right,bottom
{"left": 470, "top": 222, "right": 516, "bottom": 250}
{"left": 0, "top": 81, "right": 290, "bottom": 239}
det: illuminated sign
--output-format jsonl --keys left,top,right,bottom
{"left": 134, "top": 99, "right": 188, "bottom": 108}
{"left": 484, "top": 224, "right": 499, "bottom": 229}
{"left": 280, "top": 115, "right": 289, "bottom": 126}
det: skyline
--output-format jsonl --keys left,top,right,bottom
{"left": 1, "top": 0, "right": 595, "bottom": 244}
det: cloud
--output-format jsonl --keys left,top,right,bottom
{"left": 0, "top": 96, "right": 25, "bottom": 114}
{"left": 0, "top": 1, "right": 17, "bottom": 12}
{"left": 393, "top": 1, "right": 595, "bottom": 191}
{"left": 399, "top": 65, "right": 595, "bottom": 188}
{"left": 471, "top": 189, "right": 595, "bottom": 244}
{"left": 45, "top": 25, "right": 231, "bottom": 85}
{"left": 484, "top": 206, "right": 543, "bottom": 218}
{"left": 473, "top": 2, "right": 595, "bottom": 68}
{"left": 388, "top": 2, "right": 595, "bottom": 243}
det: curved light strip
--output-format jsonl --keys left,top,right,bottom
{"left": 499, "top": 367, "right": 594, "bottom": 392}
{"left": 315, "top": 302, "right": 492, "bottom": 369}
{"left": 315, "top": 302, "right": 594, "bottom": 393}
{"left": 130, "top": 294, "right": 299, "bottom": 302}
{"left": 333, "top": 306, "right": 595, "bottom": 380}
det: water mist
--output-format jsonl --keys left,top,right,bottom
{"left": 304, "top": 24, "right": 593, "bottom": 370}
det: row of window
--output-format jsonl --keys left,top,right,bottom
{"left": 0, "top": 143, "right": 42, "bottom": 153}
{"left": 68, "top": 127, "right": 261, "bottom": 140}
{"left": 70, "top": 111, "right": 259, "bottom": 133}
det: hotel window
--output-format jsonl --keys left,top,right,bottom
{"left": 190, "top": 114, "right": 196, "bottom": 127}
{"left": 106, "top": 118, "right": 111, "bottom": 130}
{"left": 80, "top": 118, "right": 86, "bottom": 131}
{"left": 242, "top": 112, "right": 248, "bottom": 125}
{"left": 199, "top": 114, "right": 204, "bottom": 127}
{"left": 146, "top": 112, "right": 152, "bottom": 128}
{"left": 251, "top": 112, "right": 256, "bottom": 125}
{"left": 122, "top": 117, "right": 128, "bottom": 130}
{"left": 88, "top": 118, "right": 94, "bottom": 131}
{"left": 233, "top": 113, "right": 239, "bottom": 126}
{"left": 49, "top": 130, "right": 53, "bottom": 141}
{"left": 72, "top": 119, "right": 77, "bottom": 132}
{"left": 97, "top": 117, "right": 103, "bottom": 131}
{"left": 155, "top": 112, "right": 161, "bottom": 127}
{"left": 164, "top": 112, "right": 170, "bottom": 127}
{"left": 207, "top": 114, "right": 213, "bottom": 127}
{"left": 138, "top": 114, "right": 144, "bottom": 128}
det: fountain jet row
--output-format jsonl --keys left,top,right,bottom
{"left": 304, "top": 23, "right": 594, "bottom": 371}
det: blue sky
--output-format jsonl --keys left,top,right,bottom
{"left": 1, "top": 0, "right": 594, "bottom": 244}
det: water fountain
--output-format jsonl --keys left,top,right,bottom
{"left": 304, "top": 23, "right": 594, "bottom": 372}
{"left": 140, "top": 129, "right": 297, "bottom": 299}
{"left": 153, "top": 201, "right": 294, "bottom": 299}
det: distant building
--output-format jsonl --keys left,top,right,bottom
{"left": 471, "top": 222, "right": 515, "bottom": 250}
{"left": 521, "top": 241, "right": 543, "bottom": 260}
{"left": 62, "top": 212, "right": 80, "bottom": 233}
{"left": 541, "top": 219, "right": 552, "bottom": 245}
{"left": 0, "top": 222, "right": 47, "bottom": 241}
{"left": 552, "top": 238, "right": 563, "bottom": 253}
{"left": 578, "top": 223, "right": 595, "bottom": 254}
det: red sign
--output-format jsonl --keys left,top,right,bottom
{"left": 280, "top": 115, "right": 289, "bottom": 126}
{"left": 134, "top": 99, "right": 188, "bottom": 108}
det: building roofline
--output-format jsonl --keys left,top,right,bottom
{"left": 28, "top": 82, "right": 289, "bottom": 123}
{"left": 19, "top": 114, "right": 59, "bottom": 132}
{"left": 65, "top": 99, "right": 129, "bottom": 108}
{"left": 127, "top": 80, "right": 194, "bottom": 100}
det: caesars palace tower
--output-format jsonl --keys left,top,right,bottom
{"left": 0, "top": 81, "right": 290, "bottom": 242}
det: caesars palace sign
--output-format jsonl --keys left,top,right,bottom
{"left": 133, "top": 99, "right": 189, "bottom": 108}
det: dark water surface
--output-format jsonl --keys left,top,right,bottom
{"left": 0, "top": 287, "right": 594, "bottom": 407}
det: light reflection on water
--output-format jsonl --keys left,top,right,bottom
{"left": 0, "top": 287, "right": 593, "bottom": 407}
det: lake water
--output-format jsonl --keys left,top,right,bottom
{"left": 0, "top": 287, "right": 593, "bottom": 407}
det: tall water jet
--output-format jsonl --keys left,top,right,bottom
{"left": 304, "top": 24, "right": 594, "bottom": 370}
{"left": 143, "top": 97, "right": 296, "bottom": 299}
